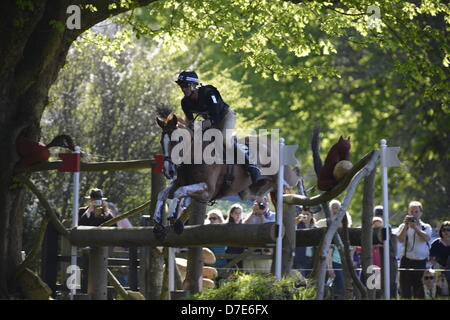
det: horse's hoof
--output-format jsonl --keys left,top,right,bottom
{"left": 153, "top": 225, "right": 167, "bottom": 241}
{"left": 173, "top": 219, "right": 184, "bottom": 235}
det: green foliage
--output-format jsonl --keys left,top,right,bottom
{"left": 49, "top": 20, "right": 65, "bottom": 32}
{"left": 35, "top": 25, "right": 187, "bottom": 224}
{"left": 192, "top": 272, "right": 316, "bottom": 300}
{"left": 127, "top": 0, "right": 448, "bottom": 225}
{"left": 15, "top": 0, "right": 35, "bottom": 11}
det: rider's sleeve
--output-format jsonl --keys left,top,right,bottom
{"left": 181, "top": 99, "right": 194, "bottom": 121}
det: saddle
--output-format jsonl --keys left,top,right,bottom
{"left": 210, "top": 136, "right": 272, "bottom": 201}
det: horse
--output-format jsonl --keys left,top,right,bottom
{"left": 153, "top": 113, "right": 300, "bottom": 238}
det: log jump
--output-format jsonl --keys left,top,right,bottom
{"left": 69, "top": 224, "right": 384, "bottom": 248}
{"left": 69, "top": 223, "right": 279, "bottom": 248}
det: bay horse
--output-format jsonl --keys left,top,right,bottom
{"left": 153, "top": 113, "right": 300, "bottom": 238}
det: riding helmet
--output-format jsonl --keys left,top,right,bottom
{"left": 175, "top": 70, "right": 199, "bottom": 85}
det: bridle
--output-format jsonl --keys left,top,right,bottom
{"left": 161, "top": 131, "right": 177, "bottom": 180}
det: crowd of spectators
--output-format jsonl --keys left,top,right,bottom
{"left": 78, "top": 188, "right": 448, "bottom": 299}
{"left": 292, "top": 199, "right": 449, "bottom": 300}
{"left": 202, "top": 196, "right": 449, "bottom": 300}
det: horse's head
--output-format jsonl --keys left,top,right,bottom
{"left": 156, "top": 113, "right": 180, "bottom": 179}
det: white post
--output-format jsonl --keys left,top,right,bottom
{"left": 380, "top": 139, "right": 390, "bottom": 300}
{"left": 275, "top": 138, "right": 285, "bottom": 281}
{"left": 70, "top": 146, "right": 80, "bottom": 300}
{"left": 168, "top": 247, "right": 175, "bottom": 299}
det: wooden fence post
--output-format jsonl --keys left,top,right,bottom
{"left": 281, "top": 203, "right": 296, "bottom": 276}
{"left": 185, "top": 200, "right": 207, "bottom": 294}
{"left": 41, "top": 222, "right": 58, "bottom": 298}
{"left": 129, "top": 247, "right": 138, "bottom": 291}
{"left": 88, "top": 247, "right": 108, "bottom": 300}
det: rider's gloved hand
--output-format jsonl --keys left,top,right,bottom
{"left": 202, "top": 119, "right": 212, "bottom": 130}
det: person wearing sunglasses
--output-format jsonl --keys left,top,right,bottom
{"left": 205, "top": 210, "right": 227, "bottom": 277}
{"left": 175, "top": 70, "right": 261, "bottom": 185}
{"left": 430, "top": 221, "right": 450, "bottom": 291}
{"left": 422, "top": 269, "right": 438, "bottom": 299}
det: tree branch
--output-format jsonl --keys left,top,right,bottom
{"left": 315, "top": 150, "right": 379, "bottom": 299}
{"left": 100, "top": 200, "right": 151, "bottom": 226}
{"left": 283, "top": 150, "right": 377, "bottom": 206}
{"left": 18, "top": 177, "right": 69, "bottom": 237}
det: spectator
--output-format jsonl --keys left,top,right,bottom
{"left": 421, "top": 269, "right": 448, "bottom": 299}
{"left": 225, "top": 204, "right": 245, "bottom": 270}
{"left": 371, "top": 217, "right": 383, "bottom": 268}
{"left": 106, "top": 201, "right": 133, "bottom": 287}
{"left": 243, "top": 197, "right": 275, "bottom": 224}
{"left": 79, "top": 188, "right": 116, "bottom": 226}
{"left": 327, "top": 244, "right": 344, "bottom": 299}
{"left": 242, "top": 197, "right": 274, "bottom": 273}
{"left": 107, "top": 202, "right": 132, "bottom": 228}
{"left": 293, "top": 206, "right": 317, "bottom": 278}
{"left": 395, "top": 201, "right": 432, "bottom": 299}
{"left": 353, "top": 217, "right": 384, "bottom": 298}
{"left": 316, "top": 199, "right": 352, "bottom": 228}
{"left": 355, "top": 217, "right": 383, "bottom": 270}
{"left": 205, "top": 209, "right": 228, "bottom": 269}
{"left": 323, "top": 200, "right": 352, "bottom": 299}
{"left": 227, "top": 203, "right": 243, "bottom": 224}
{"left": 436, "top": 269, "right": 449, "bottom": 297}
{"left": 374, "top": 205, "right": 384, "bottom": 219}
{"left": 429, "top": 221, "right": 450, "bottom": 288}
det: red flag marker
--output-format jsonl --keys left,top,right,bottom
{"left": 58, "top": 153, "right": 80, "bottom": 172}
{"left": 153, "top": 154, "right": 164, "bottom": 174}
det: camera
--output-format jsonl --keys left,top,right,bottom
{"left": 299, "top": 214, "right": 308, "bottom": 221}
{"left": 258, "top": 202, "right": 265, "bottom": 210}
{"left": 93, "top": 200, "right": 103, "bottom": 207}
{"left": 406, "top": 216, "right": 417, "bottom": 223}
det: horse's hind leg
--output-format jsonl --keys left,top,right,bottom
{"left": 166, "top": 198, "right": 184, "bottom": 234}
{"left": 173, "top": 182, "right": 210, "bottom": 200}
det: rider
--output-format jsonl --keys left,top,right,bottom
{"left": 175, "top": 70, "right": 261, "bottom": 185}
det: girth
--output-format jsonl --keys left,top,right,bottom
{"left": 210, "top": 164, "right": 235, "bottom": 202}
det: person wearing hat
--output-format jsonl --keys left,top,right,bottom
{"left": 78, "top": 188, "right": 116, "bottom": 226}
{"left": 175, "top": 70, "right": 261, "bottom": 186}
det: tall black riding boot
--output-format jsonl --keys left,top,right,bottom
{"left": 246, "top": 164, "right": 261, "bottom": 185}
{"left": 234, "top": 141, "right": 262, "bottom": 185}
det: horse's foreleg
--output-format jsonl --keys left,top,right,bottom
{"left": 153, "top": 181, "right": 177, "bottom": 225}
{"left": 167, "top": 198, "right": 180, "bottom": 220}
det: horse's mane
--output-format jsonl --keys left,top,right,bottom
{"left": 176, "top": 116, "right": 190, "bottom": 130}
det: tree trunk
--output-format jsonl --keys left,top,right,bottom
{"left": 0, "top": 0, "right": 156, "bottom": 299}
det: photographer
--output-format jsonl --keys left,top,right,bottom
{"left": 243, "top": 197, "right": 275, "bottom": 224}
{"left": 242, "top": 197, "right": 275, "bottom": 273}
{"left": 293, "top": 206, "right": 317, "bottom": 278}
{"left": 79, "top": 188, "right": 116, "bottom": 227}
{"left": 395, "top": 201, "right": 432, "bottom": 299}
